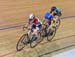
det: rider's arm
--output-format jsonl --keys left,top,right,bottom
{"left": 25, "top": 20, "right": 31, "bottom": 27}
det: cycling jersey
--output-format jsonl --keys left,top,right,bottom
{"left": 29, "top": 17, "right": 42, "bottom": 32}
{"left": 45, "top": 12, "right": 54, "bottom": 20}
{"left": 33, "top": 17, "right": 42, "bottom": 26}
{"left": 44, "top": 12, "right": 54, "bottom": 25}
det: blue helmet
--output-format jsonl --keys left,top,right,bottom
{"left": 55, "top": 7, "right": 61, "bottom": 13}
{"left": 44, "top": 12, "right": 54, "bottom": 20}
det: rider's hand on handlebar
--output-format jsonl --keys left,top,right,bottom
{"left": 23, "top": 25, "right": 28, "bottom": 31}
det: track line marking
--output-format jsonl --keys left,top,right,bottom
{"left": 0, "top": 16, "right": 75, "bottom": 30}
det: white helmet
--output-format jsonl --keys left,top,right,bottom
{"left": 29, "top": 13, "right": 35, "bottom": 20}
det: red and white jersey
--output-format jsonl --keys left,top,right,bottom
{"left": 29, "top": 17, "right": 42, "bottom": 26}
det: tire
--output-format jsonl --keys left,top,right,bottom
{"left": 56, "top": 19, "right": 61, "bottom": 29}
{"left": 30, "top": 32, "right": 41, "bottom": 48}
{"left": 47, "top": 27, "right": 56, "bottom": 41}
{"left": 16, "top": 34, "right": 29, "bottom": 51}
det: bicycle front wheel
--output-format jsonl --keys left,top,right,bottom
{"left": 16, "top": 34, "right": 29, "bottom": 51}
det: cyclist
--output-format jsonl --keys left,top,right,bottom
{"left": 25, "top": 13, "right": 42, "bottom": 36}
{"left": 44, "top": 11, "right": 57, "bottom": 31}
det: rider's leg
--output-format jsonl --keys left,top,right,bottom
{"left": 48, "top": 24, "right": 52, "bottom": 31}
{"left": 32, "top": 27, "right": 39, "bottom": 36}
{"left": 32, "top": 24, "right": 42, "bottom": 35}
{"left": 47, "top": 20, "right": 52, "bottom": 30}
{"left": 47, "top": 20, "right": 56, "bottom": 31}
{"left": 28, "top": 30, "right": 31, "bottom": 35}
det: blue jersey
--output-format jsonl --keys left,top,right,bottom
{"left": 44, "top": 12, "right": 54, "bottom": 25}
{"left": 44, "top": 12, "right": 54, "bottom": 20}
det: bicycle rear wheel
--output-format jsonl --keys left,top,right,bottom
{"left": 47, "top": 27, "right": 56, "bottom": 41}
{"left": 16, "top": 34, "right": 29, "bottom": 51}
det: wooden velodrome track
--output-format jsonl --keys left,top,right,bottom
{"left": 0, "top": 0, "right": 75, "bottom": 57}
